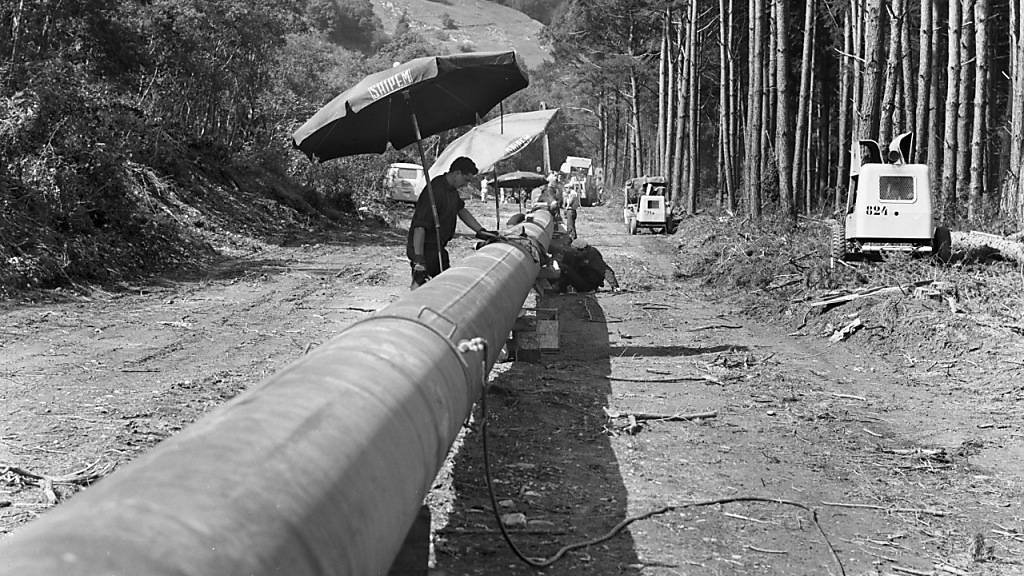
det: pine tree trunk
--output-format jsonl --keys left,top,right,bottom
{"left": 673, "top": 5, "right": 689, "bottom": 207}
{"left": 658, "top": 9, "right": 669, "bottom": 176}
{"left": 914, "top": 0, "right": 932, "bottom": 162}
{"left": 927, "top": 6, "right": 942, "bottom": 201}
{"left": 10, "top": 0, "right": 25, "bottom": 65}
{"left": 746, "top": 0, "right": 765, "bottom": 220}
{"left": 860, "top": 0, "right": 884, "bottom": 140}
{"left": 775, "top": 0, "right": 794, "bottom": 221}
{"left": 955, "top": 0, "right": 974, "bottom": 220}
{"left": 899, "top": 0, "right": 914, "bottom": 134}
{"left": 613, "top": 96, "right": 622, "bottom": 185}
{"left": 599, "top": 99, "right": 609, "bottom": 187}
{"left": 879, "top": 0, "right": 902, "bottom": 146}
{"left": 761, "top": 13, "right": 773, "bottom": 200}
{"left": 728, "top": 0, "right": 740, "bottom": 212}
{"left": 807, "top": 39, "right": 817, "bottom": 214}
{"left": 1006, "top": 0, "right": 1024, "bottom": 223}
{"left": 687, "top": 0, "right": 699, "bottom": 215}
{"left": 630, "top": 70, "right": 643, "bottom": 178}
{"left": 665, "top": 11, "right": 677, "bottom": 183}
{"left": 837, "top": 14, "right": 852, "bottom": 214}
{"left": 719, "top": 0, "right": 736, "bottom": 208}
{"left": 792, "top": 0, "right": 814, "bottom": 214}
{"left": 969, "top": 0, "right": 988, "bottom": 222}
{"left": 941, "top": 0, "right": 962, "bottom": 223}
{"left": 1017, "top": 0, "right": 1024, "bottom": 224}
{"left": 852, "top": 0, "right": 864, "bottom": 139}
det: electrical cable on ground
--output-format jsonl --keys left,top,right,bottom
{"left": 470, "top": 339, "right": 847, "bottom": 575}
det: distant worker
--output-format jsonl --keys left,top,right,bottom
{"left": 564, "top": 182, "right": 581, "bottom": 240}
{"left": 556, "top": 239, "right": 619, "bottom": 293}
{"left": 479, "top": 177, "right": 491, "bottom": 201}
{"left": 538, "top": 172, "right": 564, "bottom": 229}
{"left": 407, "top": 156, "right": 496, "bottom": 289}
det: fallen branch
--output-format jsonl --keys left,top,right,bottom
{"left": 820, "top": 500, "right": 946, "bottom": 517}
{"left": 689, "top": 323, "right": 742, "bottom": 331}
{"left": 935, "top": 564, "right": 969, "bottom": 576}
{"left": 809, "top": 281, "right": 932, "bottom": 308}
{"left": 608, "top": 374, "right": 723, "bottom": 385}
{"left": 828, "top": 392, "right": 867, "bottom": 401}
{"left": 723, "top": 511, "right": 773, "bottom": 524}
{"left": 747, "top": 545, "right": 788, "bottom": 555}
{"left": 891, "top": 565, "right": 935, "bottom": 576}
{"left": 603, "top": 408, "right": 717, "bottom": 422}
{"left": 1, "top": 459, "right": 115, "bottom": 505}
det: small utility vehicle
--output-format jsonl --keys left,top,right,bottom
{"left": 384, "top": 162, "right": 426, "bottom": 203}
{"left": 623, "top": 176, "right": 674, "bottom": 234}
{"left": 831, "top": 132, "right": 951, "bottom": 262}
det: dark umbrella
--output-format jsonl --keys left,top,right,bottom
{"left": 292, "top": 51, "right": 529, "bottom": 269}
{"left": 293, "top": 51, "right": 529, "bottom": 162}
{"left": 495, "top": 171, "right": 548, "bottom": 189}
{"left": 495, "top": 171, "right": 547, "bottom": 214}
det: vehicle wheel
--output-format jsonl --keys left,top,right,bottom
{"left": 829, "top": 219, "right": 846, "bottom": 261}
{"left": 628, "top": 217, "right": 638, "bottom": 235}
{"left": 932, "top": 225, "right": 952, "bottom": 263}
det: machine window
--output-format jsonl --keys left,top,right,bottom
{"left": 879, "top": 176, "right": 915, "bottom": 201}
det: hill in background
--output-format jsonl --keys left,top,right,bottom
{"left": 371, "top": 0, "right": 550, "bottom": 68}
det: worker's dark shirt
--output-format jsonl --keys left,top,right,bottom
{"left": 560, "top": 246, "right": 611, "bottom": 292}
{"left": 406, "top": 175, "right": 466, "bottom": 260}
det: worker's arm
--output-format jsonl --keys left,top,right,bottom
{"left": 458, "top": 208, "right": 484, "bottom": 233}
{"left": 604, "top": 266, "right": 620, "bottom": 291}
{"left": 459, "top": 209, "right": 497, "bottom": 240}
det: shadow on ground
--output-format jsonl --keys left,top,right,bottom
{"left": 434, "top": 292, "right": 645, "bottom": 575}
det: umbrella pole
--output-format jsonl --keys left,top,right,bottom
{"left": 406, "top": 96, "right": 445, "bottom": 272}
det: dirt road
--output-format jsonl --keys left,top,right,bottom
{"left": 2, "top": 196, "right": 1021, "bottom": 575}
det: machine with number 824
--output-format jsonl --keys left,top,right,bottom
{"left": 830, "top": 132, "right": 951, "bottom": 262}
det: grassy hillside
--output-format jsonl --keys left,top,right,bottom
{"left": 371, "top": 0, "right": 550, "bottom": 68}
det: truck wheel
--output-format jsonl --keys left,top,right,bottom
{"left": 829, "top": 219, "right": 846, "bottom": 261}
{"left": 932, "top": 226, "right": 952, "bottom": 263}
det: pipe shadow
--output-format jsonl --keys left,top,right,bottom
{"left": 433, "top": 292, "right": 646, "bottom": 575}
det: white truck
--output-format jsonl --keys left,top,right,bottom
{"left": 831, "top": 132, "right": 951, "bottom": 262}
{"left": 559, "top": 156, "right": 600, "bottom": 206}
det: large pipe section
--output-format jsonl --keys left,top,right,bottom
{"left": 0, "top": 209, "right": 555, "bottom": 576}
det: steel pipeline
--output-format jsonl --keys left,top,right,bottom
{"left": 0, "top": 209, "right": 554, "bottom": 576}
